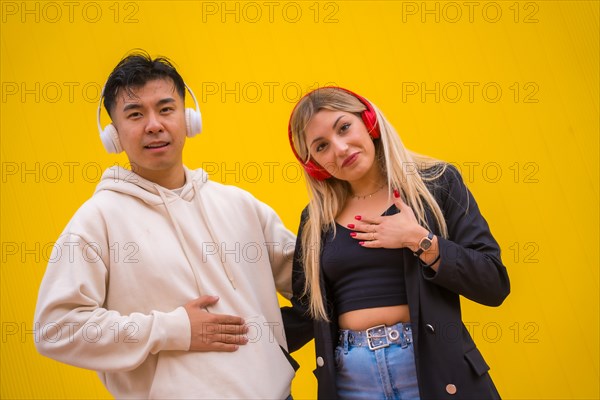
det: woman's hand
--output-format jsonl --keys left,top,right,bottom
{"left": 348, "top": 191, "right": 429, "bottom": 251}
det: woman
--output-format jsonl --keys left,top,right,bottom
{"left": 283, "top": 87, "right": 510, "bottom": 399}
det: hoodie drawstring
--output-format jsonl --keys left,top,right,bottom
{"left": 155, "top": 185, "right": 209, "bottom": 295}
{"left": 192, "top": 180, "right": 237, "bottom": 290}
{"left": 154, "top": 182, "right": 237, "bottom": 292}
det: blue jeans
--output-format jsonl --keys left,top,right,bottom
{"left": 335, "top": 322, "right": 420, "bottom": 400}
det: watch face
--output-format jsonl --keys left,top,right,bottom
{"left": 421, "top": 239, "right": 432, "bottom": 250}
{"left": 419, "top": 235, "right": 433, "bottom": 251}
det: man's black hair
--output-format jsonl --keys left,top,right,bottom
{"left": 103, "top": 50, "right": 186, "bottom": 117}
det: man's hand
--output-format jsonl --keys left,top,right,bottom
{"left": 184, "top": 295, "right": 248, "bottom": 352}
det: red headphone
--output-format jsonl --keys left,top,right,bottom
{"left": 288, "top": 87, "right": 380, "bottom": 181}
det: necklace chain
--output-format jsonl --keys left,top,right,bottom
{"left": 351, "top": 183, "right": 386, "bottom": 200}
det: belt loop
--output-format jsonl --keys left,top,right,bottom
{"left": 405, "top": 323, "right": 413, "bottom": 344}
{"left": 399, "top": 323, "right": 408, "bottom": 348}
{"left": 401, "top": 323, "right": 413, "bottom": 348}
{"left": 339, "top": 330, "right": 349, "bottom": 354}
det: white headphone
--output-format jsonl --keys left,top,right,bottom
{"left": 96, "top": 83, "right": 203, "bottom": 153}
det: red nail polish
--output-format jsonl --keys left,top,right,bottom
{"left": 350, "top": 232, "right": 357, "bottom": 237}
{"left": 359, "top": 241, "right": 365, "bottom": 246}
{"left": 355, "top": 215, "right": 362, "bottom": 220}
{"left": 394, "top": 189, "right": 400, "bottom": 198}
{"left": 347, "top": 224, "right": 355, "bottom": 229}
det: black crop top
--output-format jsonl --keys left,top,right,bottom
{"left": 321, "top": 205, "right": 408, "bottom": 315}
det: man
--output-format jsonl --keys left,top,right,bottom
{"left": 34, "top": 51, "right": 297, "bottom": 399}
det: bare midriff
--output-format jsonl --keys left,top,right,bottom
{"left": 338, "top": 304, "right": 410, "bottom": 331}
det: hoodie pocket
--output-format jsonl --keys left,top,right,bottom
{"left": 236, "top": 314, "right": 296, "bottom": 397}
{"left": 464, "top": 347, "right": 490, "bottom": 377}
{"left": 149, "top": 315, "right": 295, "bottom": 399}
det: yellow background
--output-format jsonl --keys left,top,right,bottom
{"left": 1, "top": 1, "right": 598, "bottom": 398}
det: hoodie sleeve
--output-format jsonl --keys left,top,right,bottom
{"left": 34, "top": 231, "right": 191, "bottom": 372}
{"left": 422, "top": 165, "right": 511, "bottom": 306}
{"left": 251, "top": 198, "right": 296, "bottom": 300}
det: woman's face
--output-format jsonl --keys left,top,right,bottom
{"left": 304, "top": 109, "right": 380, "bottom": 184}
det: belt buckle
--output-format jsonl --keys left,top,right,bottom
{"left": 366, "top": 324, "right": 389, "bottom": 350}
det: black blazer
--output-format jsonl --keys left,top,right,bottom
{"left": 282, "top": 165, "right": 510, "bottom": 399}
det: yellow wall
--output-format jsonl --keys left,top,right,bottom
{"left": 1, "top": 1, "right": 598, "bottom": 398}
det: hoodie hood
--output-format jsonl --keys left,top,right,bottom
{"left": 94, "top": 166, "right": 209, "bottom": 206}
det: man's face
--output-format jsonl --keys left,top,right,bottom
{"left": 111, "top": 78, "right": 187, "bottom": 184}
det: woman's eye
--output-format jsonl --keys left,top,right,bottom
{"left": 340, "top": 123, "right": 351, "bottom": 133}
{"left": 315, "top": 142, "right": 327, "bottom": 152}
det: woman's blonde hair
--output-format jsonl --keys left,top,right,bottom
{"left": 289, "top": 87, "right": 449, "bottom": 321}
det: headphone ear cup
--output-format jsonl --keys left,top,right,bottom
{"left": 185, "top": 108, "right": 202, "bottom": 137}
{"left": 304, "top": 160, "right": 332, "bottom": 180}
{"left": 100, "top": 124, "right": 123, "bottom": 153}
{"left": 361, "top": 109, "right": 380, "bottom": 139}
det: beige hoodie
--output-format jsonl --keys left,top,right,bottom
{"left": 34, "top": 166, "right": 297, "bottom": 399}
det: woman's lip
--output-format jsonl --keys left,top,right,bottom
{"left": 342, "top": 152, "right": 359, "bottom": 167}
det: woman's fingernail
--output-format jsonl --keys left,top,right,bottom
{"left": 347, "top": 224, "right": 355, "bottom": 229}
{"left": 355, "top": 215, "right": 362, "bottom": 220}
{"left": 359, "top": 241, "right": 365, "bottom": 246}
{"left": 394, "top": 189, "right": 400, "bottom": 198}
{"left": 350, "top": 232, "right": 357, "bottom": 237}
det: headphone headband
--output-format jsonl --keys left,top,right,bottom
{"left": 183, "top": 83, "right": 201, "bottom": 117}
{"left": 287, "top": 86, "right": 380, "bottom": 181}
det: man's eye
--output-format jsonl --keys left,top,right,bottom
{"left": 161, "top": 107, "right": 174, "bottom": 113}
{"left": 127, "top": 112, "right": 142, "bottom": 119}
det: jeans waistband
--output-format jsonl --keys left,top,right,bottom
{"left": 338, "top": 322, "right": 412, "bottom": 351}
